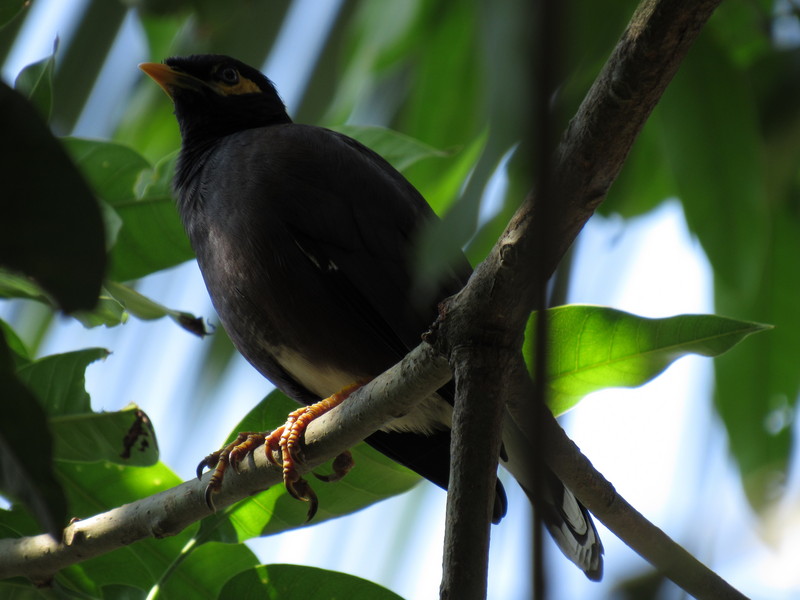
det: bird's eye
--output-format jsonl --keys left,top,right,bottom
{"left": 219, "top": 67, "right": 239, "bottom": 85}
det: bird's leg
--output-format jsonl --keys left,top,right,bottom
{"left": 197, "top": 431, "right": 267, "bottom": 510}
{"left": 198, "top": 382, "right": 363, "bottom": 518}
{"left": 264, "top": 382, "right": 362, "bottom": 520}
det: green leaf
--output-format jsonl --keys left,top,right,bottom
{"left": 219, "top": 564, "right": 405, "bottom": 600}
{"left": 52, "top": 460, "right": 196, "bottom": 595}
{"left": 104, "top": 280, "right": 208, "bottom": 337}
{"left": 524, "top": 305, "right": 770, "bottom": 416}
{"left": 0, "top": 0, "right": 27, "bottom": 29}
{"left": 108, "top": 195, "right": 195, "bottom": 282}
{"left": 135, "top": 150, "right": 178, "bottom": 199}
{"left": 0, "top": 270, "right": 51, "bottom": 304}
{"left": 50, "top": 405, "right": 159, "bottom": 466}
{"left": 0, "top": 82, "right": 106, "bottom": 313}
{"left": 0, "top": 330, "right": 67, "bottom": 537}
{"left": 197, "top": 390, "right": 420, "bottom": 543}
{"left": 659, "top": 33, "right": 767, "bottom": 293}
{"left": 16, "top": 348, "right": 109, "bottom": 416}
{"left": 71, "top": 294, "right": 128, "bottom": 329}
{"left": 0, "top": 319, "right": 31, "bottom": 366}
{"left": 62, "top": 138, "right": 152, "bottom": 206}
{"left": 714, "top": 209, "right": 800, "bottom": 509}
{"left": 333, "top": 124, "right": 448, "bottom": 172}
{"left": 161, "top": 541, "right": 259, "bottom": 600}
{"left": 14, "top": 41, "right": 57, "bottom": 121}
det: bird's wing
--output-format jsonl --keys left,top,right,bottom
{"left": 249, "top": 123, "right": 471, "bottom": 360}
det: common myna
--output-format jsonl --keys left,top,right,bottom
{"left": 140, "top": 54, "right": 602, "bottom": 580}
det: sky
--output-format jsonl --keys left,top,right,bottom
{"left": 3, "top": 1, "right": 800, "bottom": 598}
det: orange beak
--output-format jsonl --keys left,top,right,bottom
{"left": 139, "top": 62, "right": 205, "bottom": 99}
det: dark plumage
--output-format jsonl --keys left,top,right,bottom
{"left": 140, "top": 54, "right": 602, "bottom": 579}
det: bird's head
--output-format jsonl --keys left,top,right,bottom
{"left": 139, "top": 54, "right": 291, "bottom": 144}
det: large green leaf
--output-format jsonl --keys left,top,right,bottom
{"left": 50, "top": 405, "right": 159, "bottom": 467}
{"left": 0, "top": 82, "right": 106, "bottom": 313}
{"left": 197, "top": 390, "right": 420, "bottom": 544}
{"left": 108, "top": 195, "right": 195, "bottom": 281}
{"left": 0, "top": 330, "right": 66, "bottom": 537}
{"left": 714, "top": 209, "right": 800, "bottom": 509}
{"left": 219, "top": 564, "right": 405, "bottom": 600}
{"left": 16, "top": 348, "right": 109, "bottom": 416}
{"left": 524, "top": 305, "right": 770, "bottom": 416}
{"left": 658, "top": 32, "right": 767, "bottom": 293}
{"left": 62, "top": 138, "right": 151, "bottom": 206}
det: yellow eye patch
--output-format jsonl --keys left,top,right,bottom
{"left": 212, "top": 76, "right": 261, "bottom": 96}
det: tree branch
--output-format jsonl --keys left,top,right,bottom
{"left": 0, "top": 344, "right": 452, "bottom": 582}
{"left": 432, "top": 0, "right": 729, "bottom": 599}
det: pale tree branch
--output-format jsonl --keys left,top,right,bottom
{"left": 0, "top": 345, "right": 451, "bottom": 583}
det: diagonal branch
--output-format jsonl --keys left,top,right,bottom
{"left": 0, "top": 344, "right": 452, "bottom": 582}
{"left": 432, "top": 0, "right": 729, "bottom": 599}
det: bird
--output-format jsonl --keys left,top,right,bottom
{"left": 139, "top": 54, "right": 603, "bottom": 580}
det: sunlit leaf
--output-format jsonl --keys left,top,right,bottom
{"left": 524, "top": 305, "right": 770, "bottom": 416}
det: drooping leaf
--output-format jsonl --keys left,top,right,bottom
{"left": 659, "top": 33, "right": 767, "bottom": 293}
{"left": 524, "top": 305, "right": 770, "bottom": 416}
{"left": 104, "top": 280, "right": 208, "bottom": 337}
{"left": 714, "top": 209, "right": 800, "bottom": 509}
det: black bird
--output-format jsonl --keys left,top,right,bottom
{"left": 140, "top": 54, "right": 602, "bottom": 580}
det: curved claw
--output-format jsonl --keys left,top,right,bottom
{"left": 286, "top": 475, "right": 319, "bottom": 522}
{"left": 313, "top": 450, "right": 354, "bottom": 483}
{"left": 204, "top": 484, "right": 217, "bottom": 511}
{"left": 196, "top": 450, "right": 220, "bottom": 480}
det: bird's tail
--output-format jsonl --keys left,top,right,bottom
{"left": 501, "top": 411, "right": 604, "bottom": 581}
